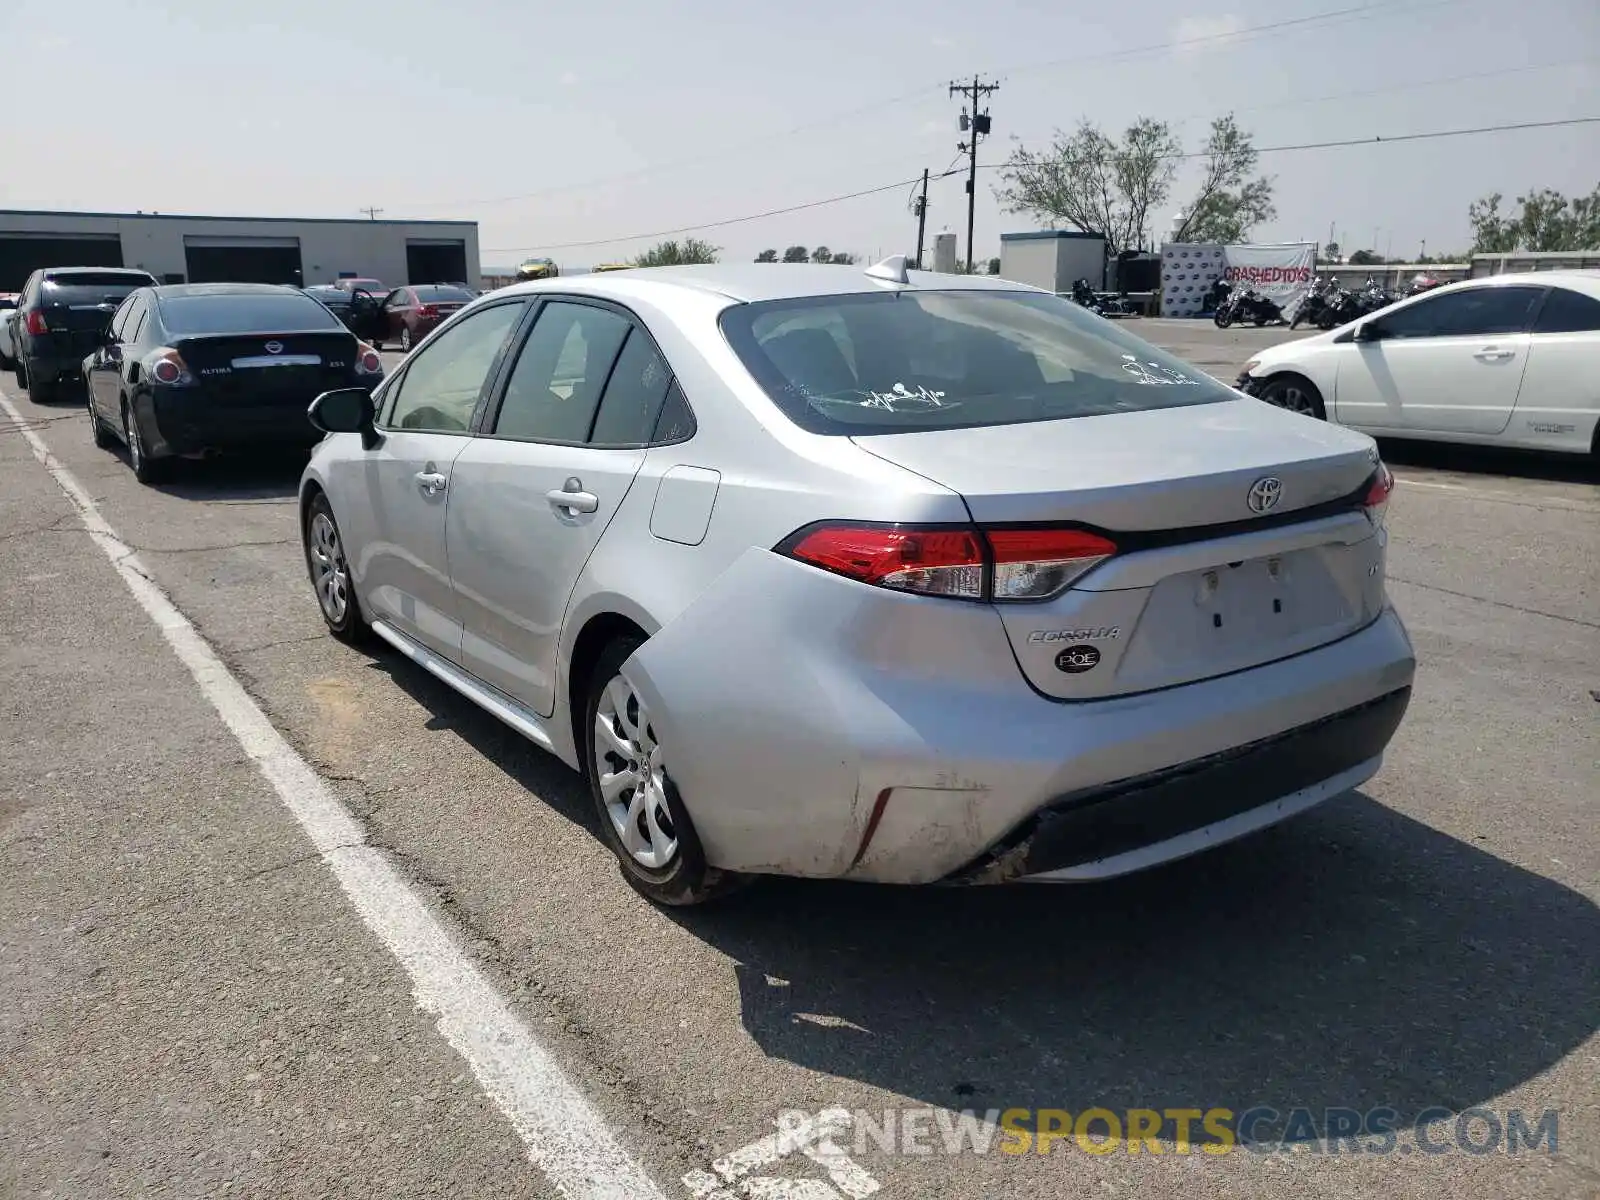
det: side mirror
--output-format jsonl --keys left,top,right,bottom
{"left": 308, "top": 387, "right": 379, "bottom": 449}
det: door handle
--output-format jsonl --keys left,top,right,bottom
{"left": 415, "top": 470, "right": 447, "bottom": 495}
{"left": 546, "top": 477, "right": 599, "bottom": 515}
{"left": 1473, "top": 346, "right": 1515, "bottom": 361}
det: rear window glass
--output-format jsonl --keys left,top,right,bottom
{"left": 413, "top": 286, "right": 475, "bottom": 303}
{"left": 40, "top": 278, "right": 149, "bottom": 306}
{"left": 305, "top": 289, "right": 351, "bottom": 305}
{"left": 44, "top": 271, "right": 153, "bottom": 290}
{"left": 720, "top": 289, "right": 1232, "bottom": 434}
{"left": 159, "top": 293, "right": 343, "bottom": 335}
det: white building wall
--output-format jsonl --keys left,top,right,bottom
{"left": 0, "top": 210, "right": 481, "bottom": 288}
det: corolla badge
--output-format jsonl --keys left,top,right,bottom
{"left": 264, "top": 340, "right": 284, "bottom": 355}
{"left": 1247, "top": 476, "right": 1283, "bottom": 514}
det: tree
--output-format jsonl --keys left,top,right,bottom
{"left": 1171, "top": 116, "right": 1276, "bottom": 244}
{"left": 633, "top": 237, "right": 719, "bottom": 267}
{"left": 782, "top": 245, "right": 810, "bottom": 263}
{"left": 1348, "top": 249, "right": 1384, "bottom": 265}
{"left": 1469, "top": 185, "right": 1600, "bottom": 253}
{"left": 987, "top": 257, "right": 1002, "bottom": 275}
{"left": 829, "top": 251, "right": 857, "bottom": 265}
{"left": 754, "top": 248, "right": 778, "bottom": 262}
{"left": 811, "top": 246, "right": 833, "bottom": 264}
{"left": 1323, "top": 241, "right": 1341, "bottom": 261}
{"left": 997, "top": 117, "right": 1180, "bottom": 258}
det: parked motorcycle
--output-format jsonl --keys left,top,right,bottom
{"left": 1290, "top": 277, "right": 1334, "bottom": 330}
{"left": 1214, "top": 284, "right": 1283, "bottom": 328}
{"left": 1071, "top": 278, "right": 1103, "bottom": 314}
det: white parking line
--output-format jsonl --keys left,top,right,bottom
{"left": 0, "top": 391, "right": 668, "bottom": 1200}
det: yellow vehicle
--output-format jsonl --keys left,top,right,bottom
{"left": 591, "top": 263, "right": 633, "bottom": 273}
{"left": 514, "top": 257, "right": 560, "bottom": 282}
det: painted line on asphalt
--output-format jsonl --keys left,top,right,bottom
{"left": 0, "top": 391, "right": 668, "bottom": 1200}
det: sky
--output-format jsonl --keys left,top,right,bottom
{"left": 3, "top": 0, "right": 1597, "bottom": 270}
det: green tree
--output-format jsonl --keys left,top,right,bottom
{"left": 987, "top": 256, "right": 1002, "bottom": 275}
{"left": 754, "top": 248, "right": 778, "bottom": 262}
{"left": 1348, "top": 249, "right": 1384, "bottom": 265}
{"left": 633, "top": 237, "right": 719, "bottom": 267}
{"left": 997, "top": 117, "right": 1180, "bottom": 257}
{"left": 1469, "top": 185, "right": 1600, "bottom": 253}
{"left": 829, "top": 251, "right": 857, "bottom": 265}
{"left": 782, "top": 245, "right": 810, "bottom": 263}
{"left": 1171, "top": 115, "right": 1276, "bottom": 244}
{"left": 1323, "top": 241, "right": 1341, "bottom": 261}
{"left": 811, "top": 246, "right": 833, "bottom": 263}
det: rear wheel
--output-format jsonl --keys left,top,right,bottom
{"left": 583, "top": 634, "right": 744, "bottom": 906}
{"left": 1258, "top": 375, "right": 1326, "bottom": 420}
{"left": 400, "top": 326, "right": 412, "bottom": 352}
{"left": 122, "top": 400, "right": 167, "bottom": 484}
{"left": 303, "top": 492, "right": 371, "bottom": 644}
{"left": 26, "top": 370, "right": 54, "bottom": 405}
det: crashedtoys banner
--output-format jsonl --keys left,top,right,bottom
{"left": 1160, "top": 243, "right": 1317, "bottom": 317}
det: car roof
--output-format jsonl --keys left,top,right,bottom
{"left": 492, "top": 262, "right": 1042, "bottom": 305}
{"left": 153, "top": 282, "right": 305, "bottom": 299}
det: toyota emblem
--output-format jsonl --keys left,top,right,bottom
{"left": 264, "top": 340, "right": 284, "bottom": 354}
{"left": 1247, "top": 476, "right": 1284, "bottom": 514}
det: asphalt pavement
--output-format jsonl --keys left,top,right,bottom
{"left": 1, "top": 321, "right": 1596, "bottom": 1200}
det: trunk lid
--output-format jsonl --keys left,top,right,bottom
{"left": 175, "top": 331, "right": 360, "bottom": 407}
{"left": 853, "top": 398, "right": 1389, "bottom": 700}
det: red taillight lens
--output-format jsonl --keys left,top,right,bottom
{"left": 25, "top": 310, "right": 48, "bottom": 335}
{"left": 152, "top": 359, "right": 181, "bottom": 384}
{"left": 416, "top": 304, "right": 438, "bottom": 318}
{"left": 986, "top": 528, "right": 1119, "bottom": 600}
{"left": 146, "top": 348, "right": 192, "bottom": 386}
{"left": 782, "top": 525, "right": 986, "bottom": 599}
{"left": 778, "top": 523, "right": 1117, "bottom": 601}
{"left": 1363, "top": 461, "right": 1394, "bottom": 527}
{"left": 355, "top": 344, "right": 382, "bottom": 375}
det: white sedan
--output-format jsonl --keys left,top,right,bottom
{"left": 1238, "top": 270, "right": 1600, "bottom": 460}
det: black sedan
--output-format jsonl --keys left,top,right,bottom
{"left": 84, "top": 283, "right": 384, "bottom": 483}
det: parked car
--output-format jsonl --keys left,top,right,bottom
{"left": 298, "top": 260, "right": 1413, "bottom": 905}
{"left": 0, "top": 293, "right": 18, "bottom": 370}
{"left": 377, "top": 284, "right": 477, "bottom": 352}
{"left": 11, "top": 267, "right": 158, "bottom": 402}
{"left": 515, "top": 258, "right": 559, "bottom": 282}
{"left": 85, "top": 282, "right": 383, "bottom": 483}
{"left": 302, "top": 285, "right": 384, "bottom": 344}
{"left": 1238, "top": 271, "right": 1600, "bottom": 459}
{"left": 333, "top": 277, "right": 389, "bottom": 301}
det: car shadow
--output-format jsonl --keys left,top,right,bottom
{"left": 662, "top": 794, "right": 1599, "bottom": 1143}
{"left": 1377, "top": 437, "right": 1597, "bottom": 484}
{"left": 140, "top": 450, "right": 309, "bottom": 501}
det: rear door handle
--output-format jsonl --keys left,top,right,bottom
{"left": 415, "top": 470, "right": 447, "bottom": 495}
{"left": 1473, "top": 346, "right": 1515, "bottom": 361}
{"left": 546, "top": 478, "right": 599, "bottom": 515}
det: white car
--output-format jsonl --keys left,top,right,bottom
{"left": 0, "top": 294, "right": 17, "bottom": 370}
{"left": 1239, "top": 271, "right": 1600, "bottom": 460}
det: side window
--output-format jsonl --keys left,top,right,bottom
{"left": 1533, "top": 287, "right": 1600, "bottom": 334}
{"left": 1377, "top": 286, "right": 1543, "bottom": 339}
{"left": 651, "top": 381, "right": 697, "bottom": 443}
{"left": 492, "top": 301, "right": 630, "bottom": 442}
{"left": 108, "top": 294, "right": 139, "bottom": 341}
{"left": 382, "top": 302, "right": 524, "bottom": 433}
{"left": 589, "top": 328, "right": 674, "bottom": 445}
{"left": 130, "top": 300, "right": 150, "bottom": 344}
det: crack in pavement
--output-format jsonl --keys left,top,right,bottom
{"left": 126, "top": 537, "right": 298, "bottom": 555}
{"left": 1388, "top": 574, "right": 1600, "bottom": 629}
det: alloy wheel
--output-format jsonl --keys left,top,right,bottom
{"left": 307, "top": 512, "right": 350, "bottom": 623}
{"left": 401, "top": 327, "right": 411, "bottom": 352}
{"left": 125, "top": 409, "right": 144, "bottom": 470}
{"left": 593, "top": 674, "right": 678, "bottom": 869}
{"left": 1270, "top": 384, "right": 1318, "bottom": 416}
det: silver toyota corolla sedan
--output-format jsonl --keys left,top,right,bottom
{"left": 298, "top": 259, "right": 1415, "bottom": 905}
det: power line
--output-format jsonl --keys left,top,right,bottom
{"left": 358, "top": 206, "right": 384, "bottom": 220}
{"left": 408, "top": 0, "right": 1454, "bottom": 214}
{"left": 481, "top": 115, "right": 1599, "bottom": 255}
{"left": 1225, "top": 56, "right": 1598, "bottom": 118}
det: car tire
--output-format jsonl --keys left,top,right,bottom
{"left": 26, "top": 370, "right": 54, "bottom": 405}
{"left": 12, "top": 363, "right": 25, "bottom": 390}
{"left": 122, "top": 399, "right": 167, "bottom": 484}
{"left": 1258, "top": 375, "right": 1326, "bottom": 421}
{"left": 400, "top": 326, "right": 412, "bottom": 352}
{"left": 582, "top": 634, "right": 746, "bottom": 906}
{"left": 87, "top": 390, "right": 114, "bottom": 449}
{"left": 303, "top": 492, "right": 371, "bottom": 645}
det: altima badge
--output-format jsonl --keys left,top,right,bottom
{"left": 1247, "top": 476, "right": 1283, "bottom": 514}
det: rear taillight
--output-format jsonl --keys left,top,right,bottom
{"left": 1363, "top": 462, "right": 1394, "bottom": 528}
{"left": 416, "top": 304, "right": 438, "bottom": 318}
{"left": 24, "top": 310, "right": 47, "bottom": 335}
{"left": 778, "top": 523, "right": 1116, "bottom": 602}
{"left": 355, "top": 343, "right": 383, "bottom": 375}
{"left": 146, "top": 348, "right": 193, "bottom": 387}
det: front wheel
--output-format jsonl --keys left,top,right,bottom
{"left": 1214, "top": 308, "right": 1233, "bottom": 329}
{"left": 303, "top": 493, "right": 371, "bottom": 644}
{"left": 583, "top": 635, "right": 744, "bottom": 906}
{"left": 1258, "top": 375, "right": 1327, "bottom": 420}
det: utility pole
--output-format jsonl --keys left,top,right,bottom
{"left": 359, "top": 206, "right": 384, "bottom": 221}
{"left": 949, "top": 75, "right": 998, "bottom": 273}
{"left": 912, "top": 169, "right": 930, "bottom": 269}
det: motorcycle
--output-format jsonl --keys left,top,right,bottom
{"left": 1291, "top": 277, "right": 1334, "bottom": 330}
{"left": 1071, "top": 278, "right": 1103, "bottom": 314}
{"left": 1214, "top": 284, "right": 1282, "bottom": 328}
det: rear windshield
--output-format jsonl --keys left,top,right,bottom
{"left": 159, "top": 293, "right": 344, "bottom": 336}
{"left": 304, "top": 289, "right": 351, "bottom": 305}
{"left": 41, "top": 277, "right": 150, "bottom": 306}
{"left": 413, "top": 285, "right": 475, "bottom": 303}
{"left": 340, "top": 279, "right": 383, "bottom": 291}
{"left": 44, "top": 271, "right": 154, "bottom": 290}
{"left": 720, "top": 289, "right": 1233, "bottom": 434}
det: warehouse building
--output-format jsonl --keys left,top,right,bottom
{"left": 0, "top": 209, "right": 481, "bottom": 292}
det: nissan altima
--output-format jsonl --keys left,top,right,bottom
{"left": 298, "top": 260, "right": 1415, "bottom": 905}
